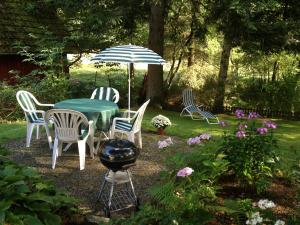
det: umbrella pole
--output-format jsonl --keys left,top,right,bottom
{"left": 128, "top": 63, "right": 131, "bottom": 118}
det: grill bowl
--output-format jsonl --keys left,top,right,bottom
{"left": 100, "top": 139, "right": 139, "bottom": 171}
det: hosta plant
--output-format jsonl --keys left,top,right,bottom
{"left": 0, "top": 147, "right": 77, "bottom": 225}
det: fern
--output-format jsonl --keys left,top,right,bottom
{"left": 223, "top": 199, "right": 252, "bottom": 225}
{"left": 147, "top": 182, "right": 179, "bottom": 208}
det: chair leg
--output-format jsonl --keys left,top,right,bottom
{"left": 44, "top": 124, "right": 52, "bottom": 150}
{"left": 52, "top": 138, "right": 59, "bottom": 169}
{"left": 87, "top": 136, "right": 94, "bottom": 159}
{"left": 36, "top": 125, "right": 40, "bottom": 139}
{"left": 137, "top": 131, "right": 142, "bottom": 148}
{"left": 78, "top": 140, "right": 86, "bottom": 170}
{"left": 128, "top": 132, "right": 135, "bottom": 144}
{"left": 110, "top": 129, "right": 115, "bottom": 139}
{"left": 26, "top": 123, "right": 35, "bottom": 147}
{"left": 58, "top": 141, "right": 63, "bottom": 156}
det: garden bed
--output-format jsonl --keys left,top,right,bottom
{"left": 5, "top": 132, "right": 186, "bottom": 217}
{"left": 5, "top": 131, "right": 299, "bottom": 224}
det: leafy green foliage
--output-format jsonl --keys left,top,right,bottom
{"left": 224, "top": 199, "right": 253, "bottom": 225}
{"left": 217, "top": 116, "right": 278, "bottom": 192}
{"left": 145, "top": 147, "right": 228, "bottom": 224}
{"left": 0, "top": 147, "right": 77, "bottom": 225}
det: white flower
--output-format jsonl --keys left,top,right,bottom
{"left": 257, "top": 199, "right": 275, "bottom": 210}
{"left": 151, "top": 115, "right": 172, "bottom": 128}
{"left": 246, "top": 212, "right": 263, "bottom": 225}
{"left": 274, "top": 220, "right": 285, "bottom": 225}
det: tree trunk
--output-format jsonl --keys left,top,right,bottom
{"left": 272, "top": 60, "right": 279, "bottom": 82}
{"left": 146, "top": 1, "right": 165, "bottom": 108}
{"left": 213, "top": 34, "right": 232, "bottom": 113}
{"left": 187, "top": 1, "right": 197, "bottom": 67}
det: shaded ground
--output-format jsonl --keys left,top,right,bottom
{"left": 5, "top": 132, "right": 184, "bottom": 217}
{"left": 5, "top": 132, "right": 299, "bottom": 223}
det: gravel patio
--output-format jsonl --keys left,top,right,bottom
{"left": 5, "top": 132, "right": 185, "bottom": 217}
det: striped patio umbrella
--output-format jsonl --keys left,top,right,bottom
{"left": 92, "top": 44, "right": 165, "bottom": 112}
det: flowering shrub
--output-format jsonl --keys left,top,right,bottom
{"left": 151, "top": 114, "right": 172, "bottom": 129}
{"left": 187, "top": 133, "right": 211, "bottom": 145}
{"left": 177, "top": 167, "right": 194, "bottom": 177}
{"left": 158, "top": 137, "right": 173, "bottom": 149}
{"left": 217, "top": 109, "right": 278, "bottom": 192}
{"left": 245, "top": 199, "right": 287, "bottom": 225}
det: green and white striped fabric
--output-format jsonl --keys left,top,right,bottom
{"left": 92, "top": 44, "right": 166, "bottom": 65}
{"left": 91, "top": 87, "right": 119, "bottom": 103}
{"left": 17, "top": 91, "right": 43, "bottom": 123}
{"left": 115, "top": 120, "right": 133, "bottom": 131}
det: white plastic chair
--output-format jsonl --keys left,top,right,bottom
{"left": 45, "top": 109, "right": 94, "bottom": 170}
{"left": 90, "top": 87, "right": 120, "bottom": 103}
{"left": 110, "top": 99, "right": 150, "bottom": 148}
{"left": 16, "top": 90, "right": 53, "bottom": 148}
{"left": 180, "top": 89, "right": 219, "bottom": 124}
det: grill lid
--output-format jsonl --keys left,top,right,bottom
{"left": 100, "top": 139, "right": 139, "bottom": 164}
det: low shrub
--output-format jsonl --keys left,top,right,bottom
{"left": 0, "top": 147, "right": 78, "bottom": 225}
{"left": 217, "top": 110, "right": 279, "bottom": 193}
{"left": 107, "top": 144, "right": 229, "bottom": 225}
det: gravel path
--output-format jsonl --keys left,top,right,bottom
{"left": 5, "top": 132, "right": 185, "bottom": 216}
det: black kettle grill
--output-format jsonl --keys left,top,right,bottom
{"left": 99, "top": 139, "right": 139, "bottom": 171}
{"left": 97, "top": 139, "right": 140, "bottom": 217}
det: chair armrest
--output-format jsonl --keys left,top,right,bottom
{"left": 112, "top": 117, "right": 131, "bottom": 123}
{"left": 111, "top": 117, "right": 131, "bottom": 128}
{"left": 122, "top": 110, "right": 137, "bottom": 118}
{"left": 197, "top": 104, "right": 204, "bottom": 110}
{"left": 38, "top": 103, "right": 55, "bottom": 107}
{"left": 23, "top": 109, "right": 46, "bottom": 117}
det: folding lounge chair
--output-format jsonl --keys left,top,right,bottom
{"left": 180, "top": 89, "right": 219, "bottom": 124}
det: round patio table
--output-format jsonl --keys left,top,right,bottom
{"left": 54, "top": 98, "right": 119, "bottom": 132}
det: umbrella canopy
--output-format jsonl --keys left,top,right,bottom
{"left": 92, "top": 44, "right": 166, "bottom": 65}
{"left": 92, "top": 44, "right": 165, "bottom": 112}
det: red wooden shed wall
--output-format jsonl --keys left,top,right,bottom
{"left": 0, "top": 54, "right": 38, "bottom": 84}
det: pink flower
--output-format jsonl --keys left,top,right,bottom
{"left": 257, "top": 127, "right": 268, "bottom": 135}
{"left": 219, "top": 121, "right": 229, "bottom": 127}
{"left": 236, "top": 130, "right": 246, "bottom": 139}
{"left": 187, "top": 136, "right": 201, "bottom": 145}
{"left": 235, "top": 109, "right": 245, "bottom": 119}
{"left": 248, "top": 112, "right": 259, "bottom": 120}
{"left": 263, "top": 121, "right": 277, "bottom": 129}
{"left": 158, "top": 137, "right": 173, "bottom": 149}
{"left": 199, "top": 133, "right": 211, "bottom": 140}
{"left": 238, "top": 123, "right": 248, "bottom": 130}
{"left": 177, "top": 167, "right": 194, "bottom": 177}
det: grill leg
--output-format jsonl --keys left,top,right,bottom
{"left": 107, "top": 171, "right": 116, "bottom": 209}
{"left": 97, "top": 171, "right": 109, "bottom": 201}
{"left": 126, "top": 170, "right": 137, "bottom": 204}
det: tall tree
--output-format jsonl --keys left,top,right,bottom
{"left": 208, "top": 0, "right": 300, "bottom": 112}
{"left": 147, "top": 0, "right": 167, "bottom": 107}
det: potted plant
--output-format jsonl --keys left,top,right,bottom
{"left": 151, "top": 114, "right": 172, "bottom": 135}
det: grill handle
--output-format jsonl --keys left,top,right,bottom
{"left": 121, "top": 163, "right": 136, "bottom": 170}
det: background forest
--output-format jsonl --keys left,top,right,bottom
{"left": 1, "top": 0, "right": 299, "bottom": 119}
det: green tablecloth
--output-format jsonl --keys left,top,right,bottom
{"left": 54, "top": 98, "right": 119, "bottom": 131}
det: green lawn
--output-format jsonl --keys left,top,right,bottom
{"left": 2, "top": 110, "right": 299, "bottom": 170}
{"left": 0, "top": 121, "right": 26, "bottom": 144}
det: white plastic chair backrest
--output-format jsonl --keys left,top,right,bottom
{"left": 16, "top": 90, "right": 40, "bottom": 123}
{"left": 182, "top": 89, "right": 196, "bottom": 107}
{"left": 90, "top": 87, "right": 120, "bottom": 103}
{"left": 45, "top": 109, "right": 89, "bottom": 142}
{"left": 131, "top": 99, "right": 150, "bottom": 132}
